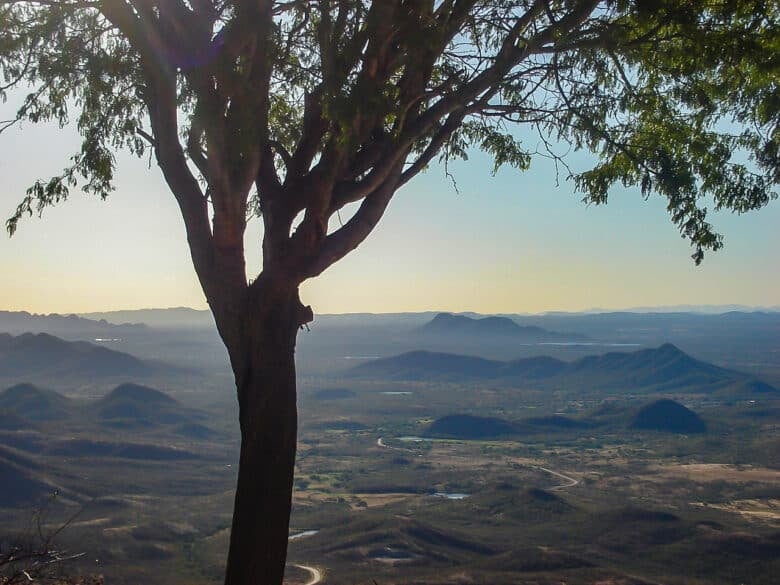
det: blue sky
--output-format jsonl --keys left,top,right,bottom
{"left": 1, "top": 107, "right": 778, "bottom": 315}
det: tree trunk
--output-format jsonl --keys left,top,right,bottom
{"left": 223, "top": 285, "right": 306, "bottom": 585}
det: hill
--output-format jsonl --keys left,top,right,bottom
{"left": 0, "top": 379, "right": 212, "bottom": 434}
{"left": 92, "top": 383, "right": 198, "bottom": 427}
{"left": 425, "top": 414, "right": 519, "bottom": 439}
{"left": 562, "top": 343, "right": 732, "bottom": 391}
{"left": 100, "top": 382, "right": 178, "bottom": 406}
{"left": 417, "top": 313, "right": 586, "bottom": 342}
{"left": 349, "top": 344, "right": 777, "bottom": 395}
{"left": 0, "top": 383, "right": 72, "bottom": 420}
{"left": 630, "top": 399, "right": 707, "bottom": 433}
{"left": 0, "top": 332, "right": 179, "bottom": 385}
{"left": 424, "top": 413, "right": 593, "bottom": 440}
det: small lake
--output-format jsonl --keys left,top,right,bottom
{"left": 381, "top": 391, "right": 413, "bottom": 396}
{"left": 398, "top": 436, "right": 429, "bottom": 442}
{"left": 432, "top": 492, "right": 470, "bottom": 500}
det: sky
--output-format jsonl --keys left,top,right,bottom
{"left": 1, "top": 105, "right": 778, "bottom": 316}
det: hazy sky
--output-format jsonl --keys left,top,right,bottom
{"left": 1, "top": 106, "right": 778, "bottom": 315}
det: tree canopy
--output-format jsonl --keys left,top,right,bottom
{"left": 2, "top": 1, "right": 777, "bottom": 280}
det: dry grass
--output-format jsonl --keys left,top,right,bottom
{"left": 348, "top": 493, "right": 416, "bottom": 509}
{"left": 692, "top": 499, "right": 780, "bottom": 525}
{"left": 653, "top": 463, "right": 780, "bottom": 483}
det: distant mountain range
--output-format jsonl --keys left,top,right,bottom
{"left": 417, "top": 313, "right": 588, "bottom": 342}
{"left": 583, "top": 304, "right": 780, "bottom": 314}
{"left": 0, "top": 310, "right": 147, "bottom": 336}
{"left": 5, "top": 306, "right": 776, "bottom": 335}
{"left": 79, "top": 307, "right": 215, "bottom": 329}
{"left": 348, "top": 344, "right": 776, "bottom": 395}
{"left": 0, "top": 332, "right": 180, "bottom": 384}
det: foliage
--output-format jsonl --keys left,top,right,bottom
{"left": 0, "top": 0, "right": 776, "bottom": 274}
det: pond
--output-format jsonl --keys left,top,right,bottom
{"left": 432, "top": 492, "right": 470, "bottom": 500}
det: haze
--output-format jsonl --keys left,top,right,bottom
{"left": 1, "top": 106, "right": 778, "bottom": 315}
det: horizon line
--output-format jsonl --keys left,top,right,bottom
{"left": 4, "top": 304, "right": 780, "bottom": 318}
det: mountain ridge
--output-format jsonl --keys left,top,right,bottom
{"left": 0, "top": 310, "right": 147, "bottom": 335}
{"left": 417, "top": 312, "right": 588, "bottom": 342}
{"left": 349, "top": 344, "right": 776, "bottom": 395}
{"left": 0, "top": 332, "right": 181, "bottom": 384}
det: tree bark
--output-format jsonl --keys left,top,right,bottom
{"left": 223, "top": 284, "right": 308, "bottom": 585}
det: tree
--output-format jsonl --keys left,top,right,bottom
{"left": 1, "top": 1, "right": 777, "bottom": 583}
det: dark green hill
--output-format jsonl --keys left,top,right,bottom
{"left": 92, "top": 383, "right": 194, "bottom": 427}
{"left": 350, "top": 344, "right": 771, "bottom": 395}
{"left": 424, "top": 413, "right": 595, "bottom": 440}
{"left": 0, "top": 383, "right": 72, "bottom": 420}
{"left": 101, "top": 382, "right": 178, "bottom": 405}
{"left": 630, "top": 399, "right": 707, "bottom": 433}
{"left": 0, "top": 380, "right": 209, "bottom": 433}
{"left": 425, "top": 414, "right": 518, "bottom": 439}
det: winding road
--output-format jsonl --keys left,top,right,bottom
{"left": 378, "top": 436, "right": 579, "bottom": 491}
{"left": 293, "top": 436, "right": 576, "bottom": 584}
{"left": 288, "top": 530, "right": 323, "bottom": 585}
{"left": 530, "top": 465, "right": 579, "bottom": 490}
{"left": 292, "top": 564, "right": 323, "bottom": 585}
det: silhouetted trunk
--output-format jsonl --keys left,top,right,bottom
{"left": 223, "top": 286, "right": 305, "bottom": 585}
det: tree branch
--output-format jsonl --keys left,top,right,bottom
{"left": 306, "top": 161, "right": 404, "bottom": 278}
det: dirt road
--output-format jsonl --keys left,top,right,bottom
{"left": 293, "top": 564, "right": 323, "bottom": 585}
{"left": 531, "top": 465, "right": 579, "bottom": 490}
